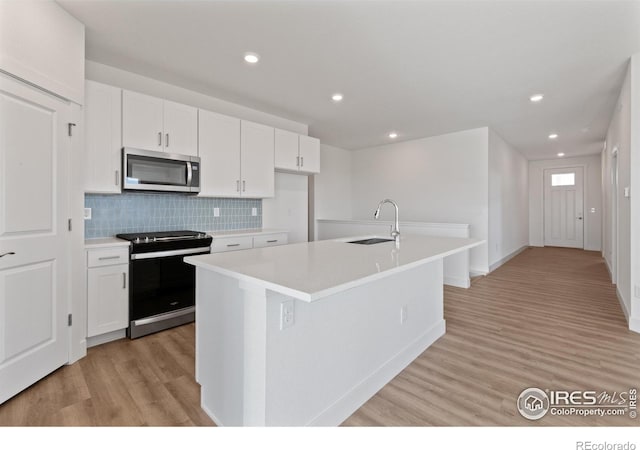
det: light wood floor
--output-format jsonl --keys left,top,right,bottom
{"left": 1, "top": 247, "right": 639, "bottom": 426}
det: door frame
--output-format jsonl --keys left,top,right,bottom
{"left": 542, "top": 163, "right": 587, "bottom": 249}
{"left": 611, "top": 147, "right": 619, "bottom": 284}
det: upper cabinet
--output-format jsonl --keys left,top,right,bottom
{"left": 275, "top": 129, "right": 320, "bottom": 174}
{"left": 84, "top": 80, "right": 122, "bottom": 194}
{"left": 0, "top": 1, "right": 85, "bottom": 104}
{"left": 241, "top": 120, "right": 275, "bottom": 198}
{"left": 198, "top": 109, "right": 241, "bottom": 198}
{"left": 198, "top": 111, "right": 274, "bottom": 198}
{"left": 122, "top": 90, "right": 198, "bottom": 156}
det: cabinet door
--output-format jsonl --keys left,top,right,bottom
{"left": 122, "top": 90, "right": 164, "bottom": 151}
{"left": 198, "top": 109, "right": 241, "bottom": 197}
{"left": 84, "top": 80, "right": 122, "bottom": 193}
{"left": 274, "top": 128, "right": 300, "bottom": 171}
{"left": 241, "top": 120, "right": 275, "bottom": 198}
{"left": 87, "top": 264, "right": 129, "bottom": 337}
{"left": 163, "top": 100, "right": 198, "bottom": 156}
{"left": 298, "top": 135, "right": 320, "bottom": 174}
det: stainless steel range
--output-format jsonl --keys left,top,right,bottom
{"left": 116, "top": 230, "right": 212, "bottom": 339}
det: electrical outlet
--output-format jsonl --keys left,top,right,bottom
{"left": 252, "top": 207, "right": 257, "bottom": 216}
{"left": 400, "top": 305, "right": 408, "bottom": 325}
{"left": 213, "top": 207, "right": 220, "bottom": 217}
{"left": 83, "top": 208, "right": 92, "bottom": 220}
{"left": 280, "top": 300, "right": 295, "bottom": 330}
{"left": 624, "top": 187, "right": 630, "bottom": 198}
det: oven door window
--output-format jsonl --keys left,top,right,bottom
{"left": 130, "top": 253, "right": 201, "bottom": 320}
{"left": 126, "top": 155, "right": 188, "bottom": 187}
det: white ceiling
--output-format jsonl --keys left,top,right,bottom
{"left": 58, "top": 0, "right": 640, "bottom": 159}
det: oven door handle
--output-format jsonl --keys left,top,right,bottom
{"left": 130, "top": 246, "right": 210, "bottom": 260}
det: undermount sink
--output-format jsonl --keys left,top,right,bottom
{"left": 347, "top": 238, "right": 394, "bottom": 245}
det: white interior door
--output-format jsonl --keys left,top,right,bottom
{"left": 0, "top": 74, "right": 70, "bottom": 404}
{"left": 544, "top": 167, "right": 584, "bottom": 248}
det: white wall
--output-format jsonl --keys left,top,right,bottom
{"left": 529, "top": 155, "right": 602, "bottom": 252}
{"left": 631, "top": 54, "right": 640, "bottom": 329}
{"left": 0, "top": 1, "right": 85, "bottom": 104}
{"left": 488, "top": 130, "right": 529, "bottom": 269}
{"left": 85, "top": 60, "right": 308, "bottom": 134}
{"left": 262, "top": 172, "right": 308, "bottom": 243}
{"left": 603, "top": 63, "right": 631, "bottom": 320}
{"left": 311, "top": 144, "right": 353, "bottom": 239}
{"left": 349, "top": 128, "right": 490, "bottom": 274}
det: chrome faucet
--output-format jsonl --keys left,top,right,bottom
{"left": 374, "top": 199, "right": 400, "bottom": 244}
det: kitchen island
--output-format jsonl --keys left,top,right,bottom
{"left": 185, "top": 234, "right": 483, "bottom": 426}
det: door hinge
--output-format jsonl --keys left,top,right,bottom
{"left": 68, "top": 218, "right": 72, "bottom": 231}
{"left": 68, "top": 123, "right": 76, "bottom": 137}
{"left": 68, "top": 313, "right": 73, "bottom": 326}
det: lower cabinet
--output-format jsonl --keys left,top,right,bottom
{"left": 87, "top": 247, "right": 129, "bottom": 337}
{"left": 210, "top": 232, "right": 288, "bottom": 254}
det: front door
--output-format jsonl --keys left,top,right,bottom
{"left": 544, "top": 167, "right": 584, "bottom": 248}
{"left": 0, "top": 74, "right": 70, "bottom": 404}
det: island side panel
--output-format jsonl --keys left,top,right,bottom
{"left": 196, "top": 268, "right": 247, "bottom": 426}
{"left": 264, "top": 259, "right": 445, "bottom": 426}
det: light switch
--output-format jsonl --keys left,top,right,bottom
{"left": 213, "top": 208, "right": 220, "bottom": 217}
{"left": 624, "top": 187, "right": 630, "bottom": 198}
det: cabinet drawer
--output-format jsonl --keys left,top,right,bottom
{"left": 210, "top": 236, "right": 253, "bottom": 253}
{"left": 253, "top": 233, "right": 288, "bottom": 248}
{"left": 87, "top": 247, "right": 129, "bottom": 268}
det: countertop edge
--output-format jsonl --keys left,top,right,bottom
{"left": 85, "top": 237, "right": 130, "bottom": 249}
{"left": 186, "top": 239, "right": 485, "bottom": 302}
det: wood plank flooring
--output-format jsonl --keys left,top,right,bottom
{"left": 1, "top": 246, "right": 639, "bottom": 426}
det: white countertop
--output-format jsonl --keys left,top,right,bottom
{"left": 186, "top": 234, "right": 484, "bottom": 302}
{"left": 207, "top": 228, "right": 288, "bottom": 238}
{"left": 84, "top": 237, "right": 130, "bottom": 249}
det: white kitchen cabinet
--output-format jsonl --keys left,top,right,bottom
{"left": 162, "top": 99, "right": 198, "bottom": 156}
{"left": 84, "top": 80, "right": 122, "bottom": 193}
{"left": 252, "top": 232, "right": 288, "bottom": 248}
{"left": 209, "top": 231, "right": 288, "bottom": 253}
{"left": 298, "top": 135, "right": 321, "bottom": 173}
{"left": 122, "top": 90, "right": 198, "bottom": 156}
{"left": 241, "top": 120, "right": 275, "bottom": 197}
{"left": 87, "top": 247, "right": 129, "bottom": 337}
{"left": 274, "top": 130, "right": 320, "bottom": 174}
{"left": 274, "top": 129, "right": 300, "bottom": 172}
{"left": 198, "top": 109, "right": 241, "bottom": 197}
{"left": 198, "top": 112, "right": 275, "bottom": 198}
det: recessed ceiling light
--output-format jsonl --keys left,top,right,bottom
{"left": 529, "top": 94, "right": 544, "bottom": 103}
{"left": 557, "top": 152, "right": 565, "bottom": 157}
{"left": 388, "top": 132, "right": 398, "bottom": 139}
{"left": 244, "top": 52, "right": 260, "bottom": 64}
{"left": 331, "top": 93, "right": 343, "bottom": 102}
{"left": 548, "top": 133, "right": 558, "bottom": 139}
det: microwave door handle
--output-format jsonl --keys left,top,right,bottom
{"left": 186, "top": 162, "right": 193, "bottom": 187}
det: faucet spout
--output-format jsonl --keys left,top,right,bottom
{"left": 373, "top": 199, "right": 400, "bottom": 243}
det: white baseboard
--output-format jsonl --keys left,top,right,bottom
{"left": 489, "top": 245, "right": 528, "bottom": 273}
{"left": 307, "top": 320, "right": 446, "bottom": 427}
{"left": 629, "top": 316, "right": 640, "bottom": 334}
{"left": 87, "top": 329, "right": 126, "bottom": 348}
{"left": 200, "top": 397, "right": 224, "bottom": 426}
{"left": 604, "top": 257, "right": 613, "bottom": 280}
{"left": 469, "top": 269, "right": 489, "bottom": 277}
{"left": 616, "top": 286, "right": 630, "bottom": 322}
{"left": 444, "top": 275, "right": 470, "bottom": 288}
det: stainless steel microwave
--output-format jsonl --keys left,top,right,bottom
{"left": 122, "top": 148, "right": 200, "bottom": 193}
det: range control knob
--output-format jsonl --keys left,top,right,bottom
{"left": 134, "top": 237, "right": 141, "bottom": 244}
{"left": 144, "top": 237, "right": 150, "bottom": 243}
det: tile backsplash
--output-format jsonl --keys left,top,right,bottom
{"left": 85, "top": 193, "right": 262, "bottom": 239}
